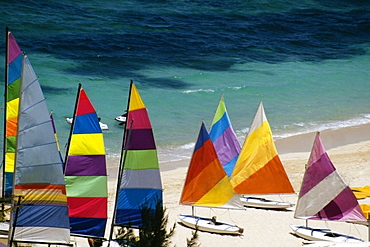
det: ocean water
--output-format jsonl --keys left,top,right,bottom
{"left": 1, "top": 0, "right": 370, "bottom": 163}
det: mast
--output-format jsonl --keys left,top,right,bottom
{"left": 63, "top": 83, "right": 82, "bottom": 171}
{"left": 2, "top": 27, "right": 9, "bottom": 201}
{"left": 108, "top": 80, "right": 133, "bottom": 244}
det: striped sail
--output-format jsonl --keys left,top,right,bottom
{"left": 230, "top": 102, "right": 294, "bottom": 194}
{"left": 294, "top": 132, "right": 366, "bottom": 222}
{"left": 209, "top": 95, "right": 241, "bottom": 177}
{"left": 4, "top": 30, "right": 22, "bottom": 197}
{"left": 64, "top": 87, "right": 108, "bottom": 237}
{"left": 11, "top": 54, "right": 70, "bottom": 244}
{"left": 114, "top": 83, "right": 163, "bottom": 227}
{"left": 180, "top": 122, "right": 243, "bottom": 210}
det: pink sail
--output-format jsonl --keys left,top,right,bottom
{"left": 294, "top": 132, "right": 366, "bottom": 222}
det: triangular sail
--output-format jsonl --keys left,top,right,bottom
{"left": 64, "top": 87, "right": 108, "bottom": 237}
{"left": 180, "top": 121, "right": 243, "bottom": 210}
{"left": 230, "top": 102, "right": 294, "bottom": 194}
{"left": 3, "top": 30, "right": 22, "bottom": 197}
{"left": 10, "top": 54, "right": 70, "bottom": 244}
{"left": 209, "top": 95, "right": 241, "bottom": 177}
{"left": 114, "top": 83, "right": 163, "bottom": 227}
{"left": 294, "top": 132, "right": 366, "bottom": 222}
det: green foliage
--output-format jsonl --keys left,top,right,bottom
{"left": 0, "top": 197, "right": 12, "bottom": 222}
{"left": 186, "top": 228, "right": 200, "bottom": 247}
{"left": 116, "top": 227, "right": 139, "bottom": 247}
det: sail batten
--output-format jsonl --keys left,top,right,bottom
{"left": 8, "top": 32, "right": 70, "bottom": 244}
{"left": 64, "top": 87, "right": 108, "bottom": 238}
{"left": 113, "top": 83, "right": 163, "bottom": 228}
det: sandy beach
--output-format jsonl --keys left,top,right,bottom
{"left": 73, "top": 123, "right": 370, "bottom": 247}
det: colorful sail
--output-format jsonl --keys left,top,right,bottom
{"left": 4, "top": 30, "right": 22, "bottom": 197}
{"left": 64, "top": 87, "right": 108, "bottom": 237}
{"left": 114, "top": 83, "right": 162, "bottom": 227}
{"left": 180, "top": 121, "right": 243, "bottom": 209}
{"left": 209, "top": 95, "right": 241, "bottom": 177}
{"left": 10, "top": 54, "right": 70, "bottom": 244}
{"left": 294, "top": 132, "right": 366, "bottom": 222}
{"left": 230, "top": 102, "right": 294, "bottom": 194}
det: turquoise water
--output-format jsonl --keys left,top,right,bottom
{"left": 1, "top": 0, "right": 370, "bottom": 163}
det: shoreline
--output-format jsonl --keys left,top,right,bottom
{"left": 275, "top": 122, "right": 370, "bottom": 154}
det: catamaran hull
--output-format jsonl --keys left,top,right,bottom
{"left": 178, "top": 215, "right": 243, "bottom": 235}
{"left": 290, "top": 225, "right": 364, "bottom": 243}
{"left": 240, "top": 196, "right": 294, "bottom": 209}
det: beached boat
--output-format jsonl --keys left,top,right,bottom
{"left": 5, "top": 29, "right": 71, "bottom": 246}
{"left": 291, "top": 132, "right": 367, "bottom": 243}
{"left": 66, "top": 117, "right": 109, "bottom": 130}
{"left": 302, "top": 241, "right": 370, "bottom": 247}
{"left": 290, "top": 225, "right": 364, "bottom": 243}
{"left": 230, "top": 102, "right": 295, "bottom": 209}
{"left": 240, "top": 196, "right": 293, "bottom": 209}
{"left": 178, "top": 215, "right": 243, "bottom": 235}
{"left": 351, "top": 186, "right": 370, "bottom": 200}
{"left": 107, "top": 81, "right": 163, "bottom": 242}
{"left": 179, "top": 121, "right": 244, "bottom": 235}
{"left": 64, "top": 84, "right": 108, "bottom": 239}
{"left": 209, "top": 95, "right": 241, "bottom": 177}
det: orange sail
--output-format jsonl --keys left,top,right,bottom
{"left": 230, "top": 102, "right": 294, "bottom": 195}
{"left": 180, "top": 121, "right": 242, "bottom": 209}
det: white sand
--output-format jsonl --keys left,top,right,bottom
{"left": 74, "top": 124, "right": 370, "bottom": 247}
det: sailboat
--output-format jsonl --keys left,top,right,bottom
{"left": 5, "top": 29, "right": 71, "bottom": 246}
{"left": 230, "top": 102, "right": 295, "bottom": 209}
{"left": 107, "top": 81, "right": 163, "bottom": 242}
{"left": 290, "top": 132, "right": 367, "bottom": 242}
{"left": 178, "top": 121, "right": 244, "bottom": 235}
{"left": 209, "top": 95, "right": 241, "bottom": 177}
{"left": 64, "top": 84, "right": 108, "bottom": 239}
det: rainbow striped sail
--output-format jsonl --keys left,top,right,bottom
{"left": 10, "top": 48, "right": 70, "bottom": 244}
{"left": 209, "top": 95, "right": 241, "bottom": 177}
{"left": 294, "top": 132, "right": 366, "bottom": 222}
{"left": 180, "top": 121, "right": 242, "bottom": 209}
{"left": 230, "top": 102, "right": 294, "bottom": 194}
{"left": 64, "top": 86, "right": 108, "bottom": 238}
{"left": 114, "top": 82, "right": 162, "bottom": 227}
{"left": 4, "top": 30, "right": 22, "bottom": 197}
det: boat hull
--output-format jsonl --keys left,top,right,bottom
{"left": 290, "top": 225, "right": 364, "bottom": 243}
{"left": 0, "top": 222, "right": 9, "bottom": 235}
{"left": 178, "top": 215, "right": 243, "bottom": 235}
{"left": 240, "top": 196, "right": 294, "bottom": 209}
{"left": 115, "top": 115, "right": 126, "bottom": 123}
